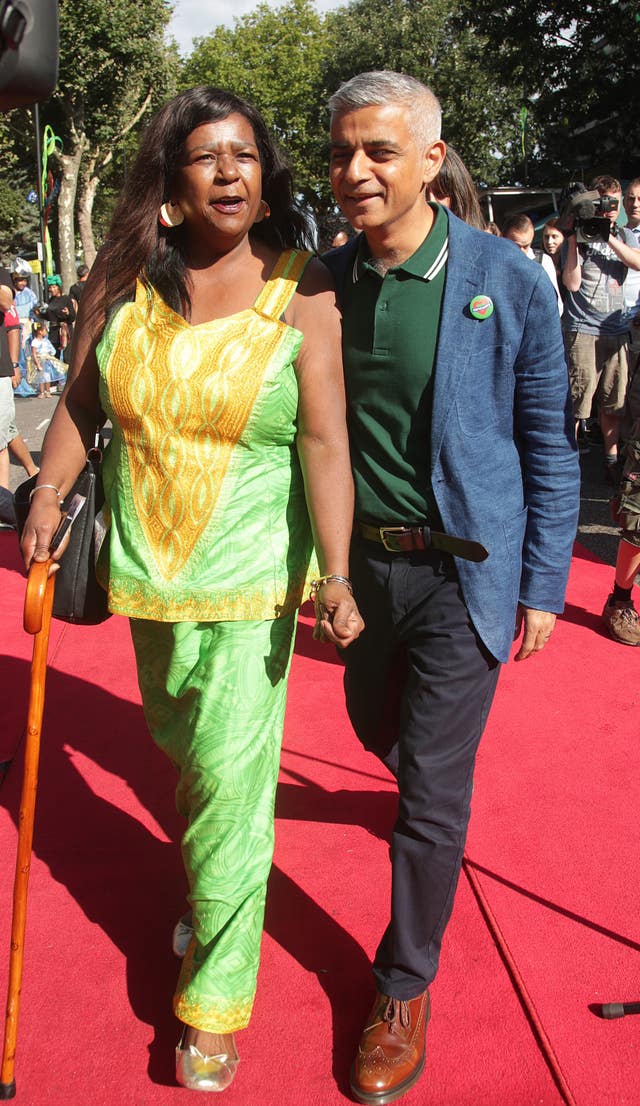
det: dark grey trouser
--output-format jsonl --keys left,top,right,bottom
{"left": 343, "top": 537, "right": 500, "bottom": 999}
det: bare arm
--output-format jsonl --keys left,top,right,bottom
{"left": 562, "top": 234, "right": 582, "bottom": 292}
{"left": 62, "top": 297, "right": 77, "bottom": 322}
{"left": 608, "top": 230, "right": 640, "bottom": 270}
{"left": 20, "top": 275, "right": 106, "bottom": 569}
{"left": 0, "top": 282, "right": 13, "bottom": 312}
{"left": 290, "top": 257, "right": 363, "bottom": 648}
{"left": 7, "top": 324, "right": 20, "bottom": 384}
{"left": 7, "top": 324, "right": 20, "bottom": 362}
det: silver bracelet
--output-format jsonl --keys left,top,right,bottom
{"left": 309, "top": 574, "right": 353, "bottom": 602}
{"left": 29, "top": 483, "right": 63, "bottom": 506}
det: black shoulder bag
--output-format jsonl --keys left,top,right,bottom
{"left": 14, "top": 440, "right": 111, "bottom": 625}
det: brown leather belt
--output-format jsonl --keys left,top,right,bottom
{"left": 355, "top": 521, "right": 489, "bottom": 562}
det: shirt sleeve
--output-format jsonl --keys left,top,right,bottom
{"left": 4, "top": 304, "right": 20, "bottom": 331}
{"left": 540, "top": 253, "right": 563, "bottom": 316}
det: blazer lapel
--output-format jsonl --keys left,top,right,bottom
{"left": 430, "top": 213, "right": 488, "bottom": 464}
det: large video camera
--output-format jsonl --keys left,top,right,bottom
{"left": 558, "top": 183, "right": 618, "bottom": 245}
{"left": 0, "top": 0, "right": 58, "bottom": 110}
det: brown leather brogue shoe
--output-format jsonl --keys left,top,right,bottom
{"left": 350, "top": 989, "right": 430, "bottom": 1105}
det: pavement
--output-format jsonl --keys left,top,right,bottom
{"left": 7, "top": 391, "right": 624, "bottom": 572}
{"left": 8, "top": 391, "right": 59, "bottom": 494}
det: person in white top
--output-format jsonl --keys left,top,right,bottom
{"left": 542, "top": 218, "right": 565, "bottom": 290}
{"left": 543, "top": 219, "right": 565, "bottom": 262}
{"left": 503, "top": 213, "right": 563, "bottom": 315}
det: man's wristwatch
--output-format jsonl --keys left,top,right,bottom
{"left": 11, "top": 362, "right": 19, "bottom": 370}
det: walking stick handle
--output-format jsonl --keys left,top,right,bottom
{"left": 1, "top": 561, "right": 55, "bottom": 1098}
{"left": 23, "top": 560, "right": 54, "bottom": 635}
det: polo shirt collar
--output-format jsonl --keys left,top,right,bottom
{"left": 352, "top": 202, "right": 449, "bottom": 284}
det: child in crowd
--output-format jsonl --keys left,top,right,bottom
{"left": 30, "top": 322, "right": 57, "bottom": 398}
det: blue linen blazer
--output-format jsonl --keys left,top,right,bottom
{"left": 324, "top": 210, "right": 580, "bottom": 663}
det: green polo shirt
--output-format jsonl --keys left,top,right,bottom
{"left": 342, "top": 202, "right": 448, "bottom": 526}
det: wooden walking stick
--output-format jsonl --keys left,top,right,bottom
{"left": 1, "top": 560, "right": 55, "bottom": 1100}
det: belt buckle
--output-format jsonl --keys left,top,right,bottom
{"left": 379, "top": 526, "right": 407, "bottom": 552}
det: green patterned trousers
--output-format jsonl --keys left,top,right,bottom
{"left": 130, "top": 614, "right": 297, "bottom": 1032}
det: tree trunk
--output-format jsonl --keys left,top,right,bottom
{"left": 56, "top": 140, "right": 85, "bottom": 293}
{"left": 77, "top": 171, "right": 100, "bottom": 267}
{"left": 77, "top": 90, "right": 152, "bottom": 264}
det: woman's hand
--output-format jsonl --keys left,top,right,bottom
{"left": 312, "top": 580, "right": 364, "bottom": 648}
{"left": 20, "top": 489, "right": 64, "bottom": 573}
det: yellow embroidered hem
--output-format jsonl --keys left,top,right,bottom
{"left": 174, "top": 995, "right": 254, "bottom": 1034}
{"left": 100, "top": 568, "right": 314, "bottom": 622}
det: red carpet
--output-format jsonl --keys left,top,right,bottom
{"left": 1, "top": 530, "right": 638, "bottom": 1105}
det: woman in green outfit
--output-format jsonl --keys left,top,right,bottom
{"left": 20, "top": 87, "right": 363, "bottom": 1092}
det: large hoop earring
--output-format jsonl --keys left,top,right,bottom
{"left": 159, "top": 201, "right": 184, "bottom": 228}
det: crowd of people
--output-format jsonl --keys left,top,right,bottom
{"left": 0, "top": 261, "right": 87, "bottom": 524}
{"left": 559, "top": 176, "right": 640, "bottom": 644}
{"left": 2, "top": 68, "right": 638, "bottom": 1103}
{"left": 0, "top": 264, "right": 37, "bottom": 525}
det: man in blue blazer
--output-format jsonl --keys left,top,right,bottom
{"left": 323, "top": 71, "right": 580, "bottom": 1105}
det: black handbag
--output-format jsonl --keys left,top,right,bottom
{"left": 14, "top": 442, "right": 111, "bottom": 625}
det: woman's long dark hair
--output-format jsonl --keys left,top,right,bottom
{"left": 95, "top": 86, "right": 314, "bottom": 317}
{"left": 429, "top": 147, "right": 486, "bottom": 231}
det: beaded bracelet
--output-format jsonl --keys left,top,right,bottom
{"left": 309, "top": 574, "right": 353, "bottom": 602}
{"left": 29, "top": 483, "right": 63, "bottom": 506}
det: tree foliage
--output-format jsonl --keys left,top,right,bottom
{"left": 458, "top": 0, "right": 640, "bottom": 184}
{"left": 323, "top": 0, "right": 523, "bottom": 187}
{"left": 41, "top": 0, "right": 176, "bottom": 286}
{"left": 0, "top": 111, "right": 39, "bottom": 262}
{"left": 0, "top": 173, "right": 40, "bottom": 262}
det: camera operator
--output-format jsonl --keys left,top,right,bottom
{"left": 562, "top": 175, "right": 640, "bottom": 483}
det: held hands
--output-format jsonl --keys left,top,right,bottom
{"left": 513, "top": 604, "right": 556, "bottom": 661}
{"left": 312, "top": 578, "right": 364, "bottom": 648}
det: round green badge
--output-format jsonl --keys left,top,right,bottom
{"left": 469, "top": 295, "right": 494, "bottom": 320}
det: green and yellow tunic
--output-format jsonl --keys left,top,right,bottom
{"left": 96, "top": 247, "right": 315, "bottom": 621}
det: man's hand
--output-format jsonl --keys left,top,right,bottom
{"left": 513, "top": 605, "right": 557, "bottom": 661}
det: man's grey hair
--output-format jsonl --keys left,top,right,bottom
{"left": 328, "top": 71, "right": 441, "bottom": 149}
